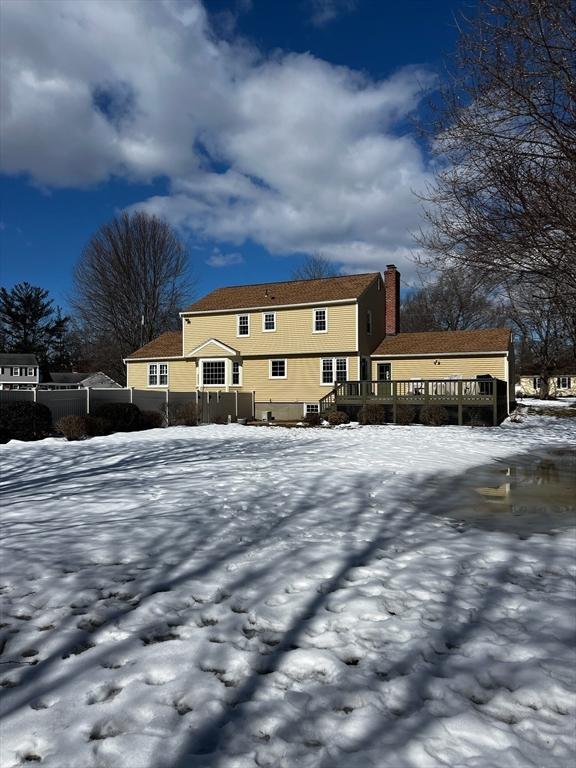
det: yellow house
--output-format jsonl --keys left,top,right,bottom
{"left": 517, "top": 373, "right": 576, "bottom": 398}
{"left": 126, "top": 265, "right": 515, "bottom": 423}
{"left": 126, "top": 269, "right": 390, "bottom": 419}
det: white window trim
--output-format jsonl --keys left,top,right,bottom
{"left": 148, "top": 363, "right": 158, "bottom": 387}
{"left": 148, "top": 362, "right": 169, "bottom": 387}
{"left": 320, "top": 357, "right": 348, "bottom": 386}
{"left": 201, "top": 358, "right": 227, "bottom": 387}
{"left": 556, "top": 376, "right": 571, "bottom": 389}
{"left": 312, "top": 307, "right": 328, "bottom": 334}
{"left": 237, "top": 314, "right": 250, "bottom": 337}
{"left": 231, "top": 360, "right": 243, "bottom": 387}
{"left": 304, "top": 403, "right": 320, "bottom": 415}
{"left": 12, "top": 367, "right": 20, "bottom": 376}
{"left": 269, "top": 358, "right": 287, "bottom": 380}
{"left": 262, "top": 311, "right": 276, "bottom": 332}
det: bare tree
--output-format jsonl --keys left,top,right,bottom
{"left": 401, "top": 267, "right": 502, "bottom": 332}
{"left": 418, "top": 0, "right": 576, "bottom": 298}
{"left": 72, "top": 212, "right": 193, "bottom": 381}
{"left": 504, "top": 278, "right": 573, "bottom": 397}
{"left": 292, "top": 254, "right": 338, "bottom": 280}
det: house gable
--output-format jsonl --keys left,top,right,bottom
{"left": 187, "top": 339, "right": 238, "bottom": 358}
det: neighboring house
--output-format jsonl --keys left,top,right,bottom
{"left": 41, "top": 372, "right": 122, "bottom": 390}
{"left": 0, "top": 353, "right": 40, "bottom": 390}
{"left": 126, "top": 265, "right": 516, "bottom": 421}
{"left": 517, "top": 373, "right": 576, "bottom": 398}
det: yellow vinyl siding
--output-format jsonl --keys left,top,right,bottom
{"left": 183, "top": 303, "right": 357, "bottom": 356}
{"left": 128, "top": 355, "right": 357, "bottom": 401}
{"left": 126, "top": 359, "right": 196, "bottom": 392}
{"left": 371, "top": 355, "right": 508, "bottom": 381}
{"left": 357, "top": 278, "right": 385, "bottom": 355}
{"left": 519, "top": 375, "right": 576, "bottom": 397}
{"left": 237, "top": 355, "right": 359, "bottom": 402}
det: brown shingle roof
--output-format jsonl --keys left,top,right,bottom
{"left": 182, "top": 273, "right": 380, "bottom": 313}
{"left": 127, "top": 331, "right": 183, "bottom": 360}
{"left": 373, "top": 328, "right": 511, "bottom": 356}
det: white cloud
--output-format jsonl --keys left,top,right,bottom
{"left": 307, "top": 0, "right": 358, "bottom": 28}
{"left": 0, "top": 0, "right": 435, "bottom": 281}
{"left": 206, "top": 249, "right": 244, "bottom": 267}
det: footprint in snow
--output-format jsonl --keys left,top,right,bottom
{"left": 86, "top": 684, "right": 122, "bottom": 705}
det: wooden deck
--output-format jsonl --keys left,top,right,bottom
{"left": 319, "top": 378, "right": 509, "bottom": 426}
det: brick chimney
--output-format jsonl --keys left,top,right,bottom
{"left": 384, "top": 264, "right": 400, "bottom": 335}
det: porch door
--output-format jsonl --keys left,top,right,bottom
{"left": 377, "top": 363, "right": 392, "bottom": 396}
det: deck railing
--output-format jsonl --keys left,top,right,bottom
{"left": 319, "top": 378, "right": 509, "bottom": 425}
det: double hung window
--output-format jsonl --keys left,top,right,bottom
{"left": 148, "top": 363, "right": 168, "bottom": 386}
{"left": 321, "top": 358, "right": 347, "bottom": 385}
{"left": 148, "top": 364, "right": 158, "bottom": 386}
{"left": 263, "top": 312, "right": 276, "bottom": 332}
{"left": 237, "top": 315, "right": 249, "bottom": 336}
{"left": 556, "top": 376, "right": 571, "bottom": 389}
{"left": 313, "top": 308, "right": 327, "bottom": 333}
{"left": 232, "top": 361, "right": 242, "bottom": 386}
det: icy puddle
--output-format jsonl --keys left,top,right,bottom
{"left": 434, "top": 446, "right": 576, "bottom": 536}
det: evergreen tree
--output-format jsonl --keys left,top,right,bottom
{"left": 0, "top": 282, "right": 70, "bottom": 364}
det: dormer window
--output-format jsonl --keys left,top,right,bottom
{"left": 237, "top": 314, "right": 249, "bottom": 336}
{"left": 313, "top": 308, "right": 327, "bottom": 333}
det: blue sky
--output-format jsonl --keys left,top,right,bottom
{"left": 0, "top": 0, "right": 468, "bottom": 311}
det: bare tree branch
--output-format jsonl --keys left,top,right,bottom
{"left": 291, "top": 255, "right": 339, "bottom": 281}
{"left": 72, "top": 212, "right": 195, "bottom": 382}
{"left": 417, "top": 0, "right": 576, "bottom": 294}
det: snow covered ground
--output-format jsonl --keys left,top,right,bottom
{"left": 1, "top": 416, "right": 575, "bottom": 768}
{"left": 517, "top": 398, "right": 576, "bottom": 409}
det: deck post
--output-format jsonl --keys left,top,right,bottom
{"left": 392, "top": 381, "right": 397, "bottom": 424}
{"left": 493, "top": 385, "right": 498, "bottom": 426}
{"left": 457, "top": 380, "right": 463, "bottom": 426}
